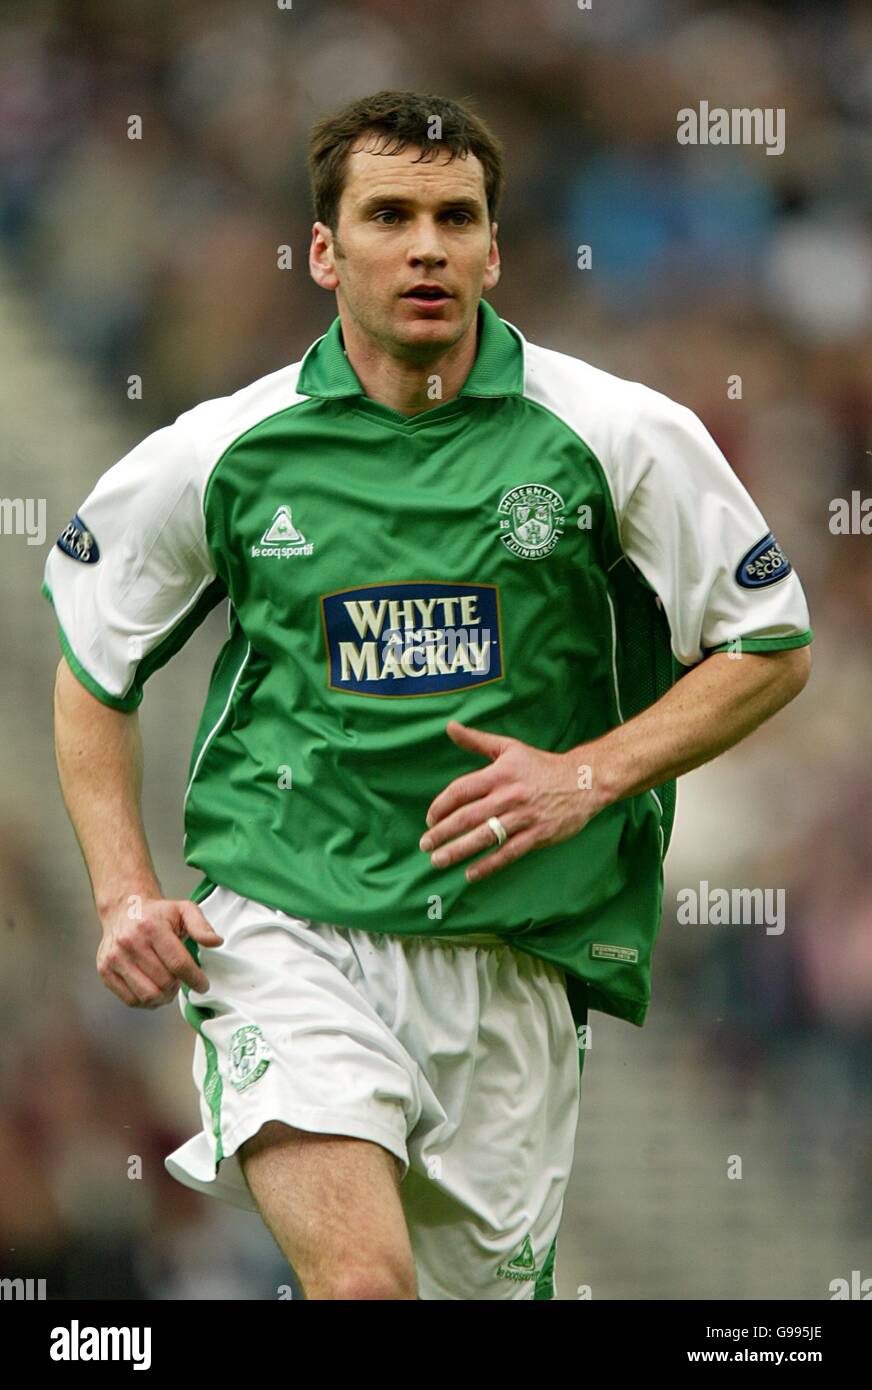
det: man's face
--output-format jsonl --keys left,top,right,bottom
{"left": 310, "top": 134, "right": 500, "bottom": 361}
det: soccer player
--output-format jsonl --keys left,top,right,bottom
{"left": 42, "top": 90, "right": 812, "bottom": 1300}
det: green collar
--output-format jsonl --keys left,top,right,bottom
{"left": 296, "top": 297, "right": 525, "bottom": 401}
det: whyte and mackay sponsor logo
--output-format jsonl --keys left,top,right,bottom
{"left": 322, "top": 582, "right": 503, "bottom": 697}
{"left": 264, "top": 485, "right": 568, "bottom": 697}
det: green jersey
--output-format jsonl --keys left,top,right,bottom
{"left": 41, "top": 299, "right": 812, "bottom": 1029}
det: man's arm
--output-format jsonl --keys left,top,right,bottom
{"left": 53, "top": 656, "right": 223, "bottom": 1006}
{"left": 581, "top": 645, "right": 811, "bottom": 805}
{"left": 54, "top": 655, "right": 162, "bottom": 917}
{"left": 422, "top": 382, "right": 815, "bottom": 880}
{"left": 418, "top": 645, "right": 811, "bottom": 881}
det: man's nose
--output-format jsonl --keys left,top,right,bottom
{"left": 406, "top": 219, "right": 448, "bottom": 264}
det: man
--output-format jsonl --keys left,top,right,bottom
{"left": 42, "top": 89, "right": 812, "bottom": 1300}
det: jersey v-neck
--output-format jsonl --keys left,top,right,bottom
{"left": 350, "top": 393, "right": 468, "bottom": 431}
{"left": 295, "top": 296, "right": 526, "bottom": 431}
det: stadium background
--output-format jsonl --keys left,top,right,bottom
{"left": 1, "top": 0, "right": 870, "bottom": 1299}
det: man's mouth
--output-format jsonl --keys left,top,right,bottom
{"left": 401, "top": 284, "right": 453, "bottom": 307}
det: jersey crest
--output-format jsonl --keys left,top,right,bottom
{"left": 497, "top": 483, "right": 565, "bottom": 559}
{"left": 228, "top": 1024, "right": 271, "bottom": 1091}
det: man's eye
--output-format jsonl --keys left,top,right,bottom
{"left": 373, "top": 210, "right": 400, "bottom": 224}
{"left": 446, "top": 211, "right": 472, "bottom": 225}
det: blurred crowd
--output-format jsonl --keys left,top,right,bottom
{"left": 2, "top": 0, "right": 871, "bottom": 1296}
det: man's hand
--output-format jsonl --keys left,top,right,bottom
{"left": 420, "top": 650, "right": 812, "bottom": 885}
{"left": 96, "top": 896, "right": 224, "bottom": 1008}
{"left": 419, "top": 721, "right": 603, "bottom": 882}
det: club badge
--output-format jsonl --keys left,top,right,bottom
{"left": 497, "top": 484, "right": 565, "bottom": 559}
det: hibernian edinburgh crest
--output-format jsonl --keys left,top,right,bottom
{"left": 497, "top": 484, "right": 565, "bottom": 559}
{"left": 228, "top": 1024, "right": 271, "bottom": 1092}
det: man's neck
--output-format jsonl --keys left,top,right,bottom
{"left": 338, "top": 309, "right": 480, "bottom": 417}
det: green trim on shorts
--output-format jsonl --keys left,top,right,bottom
{"left": 534, "top": 1236, "right": 557, "bottom": 1300}
{"left": 190, "top": 874, "right": 218, "bottom": 905}
{"left": 181, "top": 938, "right": 225, "bottom": 1164}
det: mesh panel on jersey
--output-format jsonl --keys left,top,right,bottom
{"left": 607, "top": 557, "right": 688, "bottom": 855}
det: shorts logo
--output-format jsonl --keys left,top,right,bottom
{"left": 228, "top": 1024, "right": 271, "bottom": 1092}
{"left": 56, "top": 512, "right": 99, "bottom": 564}
{"left": 736, "top": 532, "right": 791, "bottom": 588}
{"left": 496, "top": 1234, "right": 539, "bottom": 1282}
{"left": 251, "top": 504, "right": 314, "bottom": 558}
{"left": 497, "top": 484, "right": 565, "bottom": 559}
{"left": 322, "top": 581, "right": 504, "bottom": 697}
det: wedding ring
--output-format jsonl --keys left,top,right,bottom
{"left": 486, "top": 815, "right": 509, "bottom": 847}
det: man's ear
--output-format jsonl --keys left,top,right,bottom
{"left": 483, "top": 221, "right": 501, "bottom": 292}
{"left": 309, "top": 220, "right": 340, "bottom": 291}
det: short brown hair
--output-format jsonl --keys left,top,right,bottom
{"left": 307, "top": 89, "right": 505, "bottom": 231}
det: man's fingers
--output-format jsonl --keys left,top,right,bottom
{"left": 443, "top": 720, "right": 511, "bottom": 762}
{"left": 425, "top": 763, "right": 502, "bottom": 830}
{"left": 105, "top": 930, "right": 208, "bottom": 1002}
{"left": 421, "top": 785, "right": 527, "bottom": 854}
{"left": 97, "top": 897, "right": 223, "bottom": 1007}
{"left": 103, "top": 968, "right": 138, "bottom": 1008}
{"left": 427, "top": 808, "right": 533, "bottom": 869}
{"left": 154, "top": 928, "right": 211, "bottom": 994}
{"left": 133, "top": 941, "right": 180, "bottom": 992}
{"left": 108, "top": 957, "right": 174, "bottom": 1009}
{"left": 177, "top": 901, "right": 224, "bottom": 947}
{"left": 464, "top": 827, "right": 541, "bottom": 883}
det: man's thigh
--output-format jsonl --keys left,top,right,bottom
{"left": 166, "top": 889, "right": 427, "bottom": 1215}
{"left": 239, "top": 1120, "right": 419, "bottom": 1300}
{"left": 399, "top": 945, "right": 581, "bottom": 1300}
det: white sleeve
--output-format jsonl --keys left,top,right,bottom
{"left": 41, "top": 415, "right": 223, "bottom": 709}
{"left": 611, "top": 389, "right": 813, "bottom": 667}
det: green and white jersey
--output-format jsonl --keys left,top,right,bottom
{"left": 41, "top": 299, "right": 812, "bottom": 1029}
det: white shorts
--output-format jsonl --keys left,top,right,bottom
{"left": 165, "top": 885, "right": 582, "bottom": 1300}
